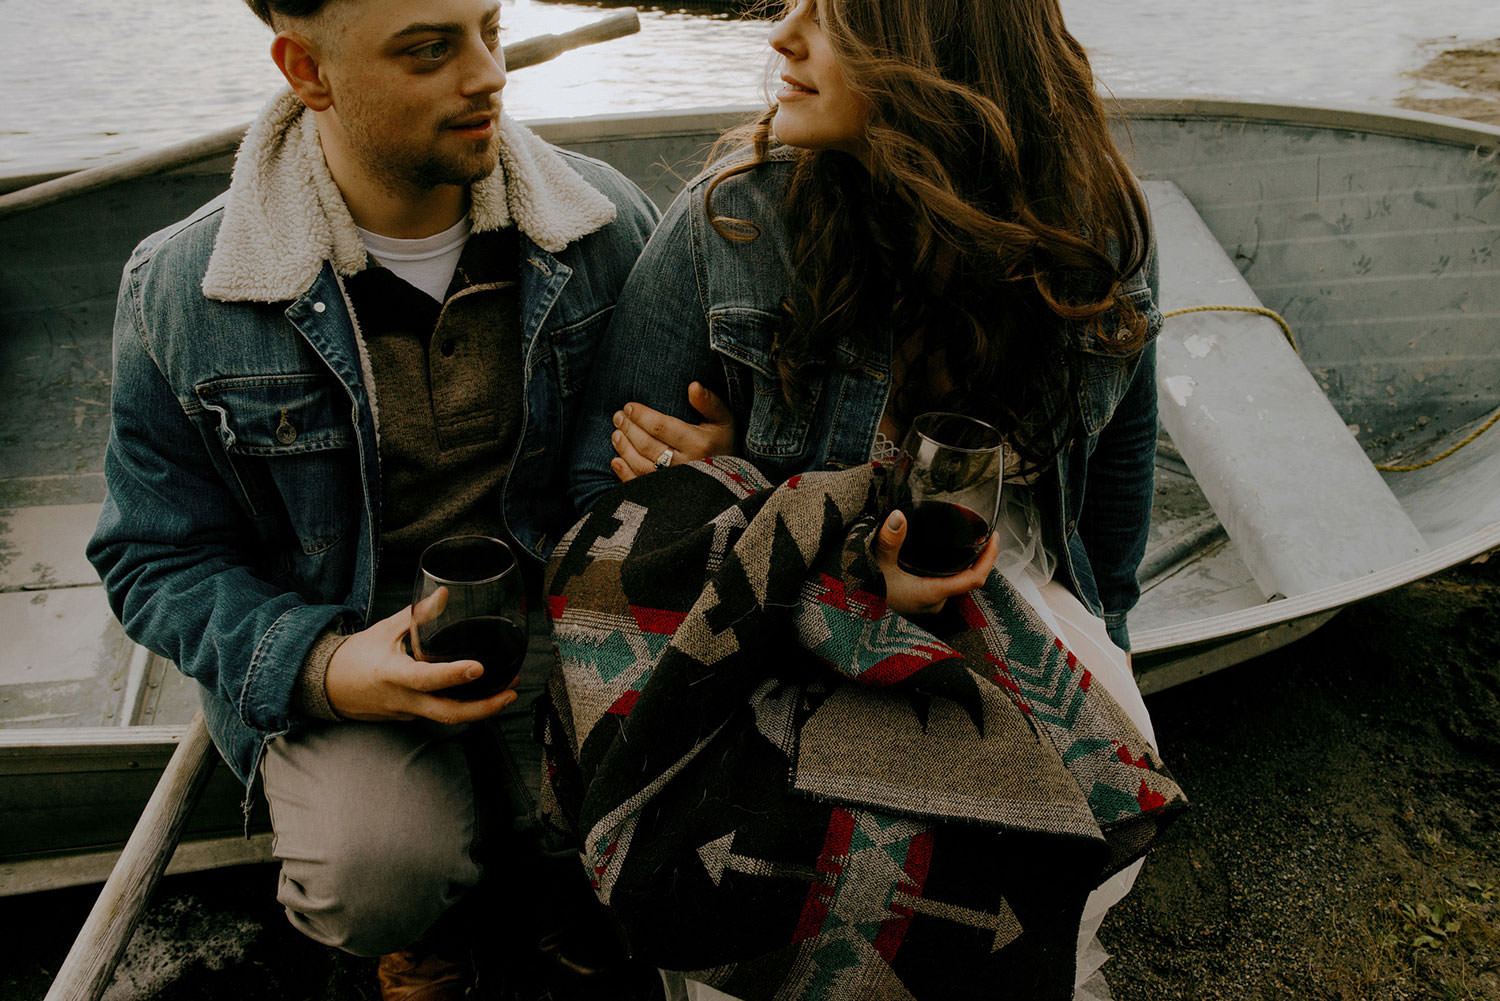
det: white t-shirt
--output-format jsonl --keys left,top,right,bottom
{"left": 356, "top": 216, "right": 473, "bottom": 302}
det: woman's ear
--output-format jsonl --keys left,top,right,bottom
{"left": 270, "top": 30, "right": 333, "bottom": 112}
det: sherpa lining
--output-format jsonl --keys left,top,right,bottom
{"left": 203, "top": 90, "right": 617, "bottom": 302}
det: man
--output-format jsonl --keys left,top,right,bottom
{"left": 86, "top": 0, "right": 658, "bottom": 995}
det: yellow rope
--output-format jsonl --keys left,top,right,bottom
{"left": 1161, "top": 304, "right": 1298, "bottom": 352}
{"left": 1373, "top": 406, "right": 1500, "bottom": 472}
{"left": 1159, "top": 303, "right": 1499, "bottom": 472}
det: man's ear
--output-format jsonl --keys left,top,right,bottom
{"left": 270, "top": 31, "right": 333, "bottom": 112}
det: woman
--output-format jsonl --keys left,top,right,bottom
{"left": 564, "top": 0, "right": 1164, "bottom": 995}
{"left": 572, "top": 0, "right": 1157, "bottom": 653}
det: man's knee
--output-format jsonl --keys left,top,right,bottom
{"left": 277, "top": 813, "right": 480, "bottom": 956}
{"left": 261, "top": 722, "right": 484, "bottom": 956}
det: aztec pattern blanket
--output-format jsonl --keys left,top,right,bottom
{"left": 537, "top": 457, "right": 1185, "bottom": 1001}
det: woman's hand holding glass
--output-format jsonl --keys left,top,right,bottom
{"left": 877, "top": 412, "right": 1006, "bottom": 616}
{"left": 610, "top": 381, "right": 734, "bottom": 481}
{"left": 874, "top": 509, "right": 1000, "bottom": 615}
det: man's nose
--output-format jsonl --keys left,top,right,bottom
{"left": 464, "top": 42, "right": 507, "bottom": 97}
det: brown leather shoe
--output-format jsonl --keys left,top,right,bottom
{"left": 376, "top": 948, "right": 471, "bottom": 1001}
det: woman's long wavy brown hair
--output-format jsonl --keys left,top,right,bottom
{"left": 707, "top": 0, "right": 1151, "bottom": 473}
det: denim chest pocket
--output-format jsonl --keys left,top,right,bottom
{"left": 544, "top": 306, "right": 612, "bottom": 399}
{"left": 195, "top": 374, "right": 356, "bottom": 556}
{"left": 709, "top": 310, "right": 816, "bottom": 460}
{"left": 1077, "top": 284, "right": 1161, "bottom": 436}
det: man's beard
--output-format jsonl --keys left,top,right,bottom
{"left": 406, "top": 139, "right": 500, "bottom": 189}
{"left": 343, "top": 99, "right": 502, "bottom": 194}
{"left": 374, "top": 135, "right": 499, "bottom": 192}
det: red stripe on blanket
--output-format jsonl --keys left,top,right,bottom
{"left": 1115, "top": 742, "right": 1151, "bottom": 769}
{"left": 859, "top": 645, "right": 958, "bottom": 686}
{"left": 548, "top": 595, "right": 567, "bottom": 620}
{"left": 808, "top": 574, "right": 886, "bottom": 619}
{"left": 791, "top": 807, "right": 856, "bottom": 943}
{"left": 956, "top": 594, "right": 988, "bottom": 630}
{"left": 1137, "top": 780, "right": 1168, "bottom": 812}
{"left": 607, "top": 691, "right": 640, "bottom": 716}
{"left": 706, "top": 456, "right": 757, "bottom": 495}
{"left": 871, "top": 829, "right": 935, "bottom": 960}
{"left": 630, "top": 606, "right": 687, "bottom": 634}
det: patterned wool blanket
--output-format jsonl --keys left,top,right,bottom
{"left": 538, "top": 457, "right": 1185, "bottom": 1001}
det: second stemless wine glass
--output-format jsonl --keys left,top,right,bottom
{"left": 891, "top": 412, "right": 1005, "bottom": 577}
{"left": 411, "top": 535, "right": 529, "bottom": 701}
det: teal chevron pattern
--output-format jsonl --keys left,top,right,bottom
{"left": 798, "top": 575, "right": 959, "bottom": 685}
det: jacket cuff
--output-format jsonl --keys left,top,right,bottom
{"left": 1103, "top": 611, "right": 1131, "bottom": 653}
{"left": 292, "top": 627, "right": 349, "bottom": 722}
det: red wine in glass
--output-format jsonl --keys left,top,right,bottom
{"left": 890, "top": 412, "right": 1004, "bottom": 579}
{"left": 898, "top": 500, "right": 992, "bottom": 577}
{"left": 422, "top": 615, "right": 528, "bottom": 700}
{"left": 411, "top": 535, "right": 529, "bottom": 701}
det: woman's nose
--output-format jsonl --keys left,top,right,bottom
{"left": 768, "top": 6, "right": 805, "bottom": 56}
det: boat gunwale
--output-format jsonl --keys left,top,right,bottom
{"left": 3, "top": 96, "right": 1499, "bottom": 212}
{"left": 1132, "top": 522, "right": 1500, "bottom": 656}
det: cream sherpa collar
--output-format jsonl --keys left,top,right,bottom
{"left": 203, "top": 90, "right": 617, "bottom": 302}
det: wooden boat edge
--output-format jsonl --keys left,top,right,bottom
{"left": 6, "top": 96, "right": 1499, "bottom": 209}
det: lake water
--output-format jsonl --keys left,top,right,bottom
{"left": 1, "top": 0, "right": 1496, "bottom": 174}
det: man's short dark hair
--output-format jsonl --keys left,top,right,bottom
{"left": 243, "top": 0, "right": 335, "bottom": 27}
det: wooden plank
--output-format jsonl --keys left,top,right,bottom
{"left": 0, "top": 832, "right": 274, "bottom": 897}
{"left": 42, "top": 712, "right": 218, "bottom": 1001}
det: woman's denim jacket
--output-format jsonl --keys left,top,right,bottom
{"left": 88, "top": 153, "right": 658, "bottom": 785}
{"left": 571, "top": 156, "right": 1161, "bottom": 650}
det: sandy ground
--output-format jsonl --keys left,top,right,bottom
{"left": 1397, "top": 38, "right": 1500, "bottom": 126}
{"left": 5, "top": 37, "right": 1500, "bottom": 1001}
{"left": 1103, "top": 555, "right": 1500, "bottom": 1001}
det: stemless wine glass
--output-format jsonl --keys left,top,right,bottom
{"left": 890, "top": 412, "right": 1005, "bottom": 577}
{"left": 411, "top": 535, "right": 529, "bottom": 701}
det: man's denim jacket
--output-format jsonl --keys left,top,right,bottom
{"left": 571, "top": 156, "right": 1161, "bottom": 650}
{"left": 89, "top": 149, "right": 658, "bottom": 785}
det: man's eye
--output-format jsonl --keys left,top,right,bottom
{"left": 410, "top": 41, "right": 449, "bottom": 62}
{"left": 483, "top": 23, "right": 502, "bottom": 48}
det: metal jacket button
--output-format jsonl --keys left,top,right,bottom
{"left": 275, "top": 408, "right": 298, "bottom": 445}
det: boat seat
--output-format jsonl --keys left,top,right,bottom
{"left": 1142, "top": 180, "right": 1429, "bottom": 599}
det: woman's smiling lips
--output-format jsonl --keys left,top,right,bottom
{"left": 777, "top": 74, "right": 817, "bottom": 100}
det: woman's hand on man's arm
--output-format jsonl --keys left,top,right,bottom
{"left": 610, "top": 381, "right": 735, "bottom": 481}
